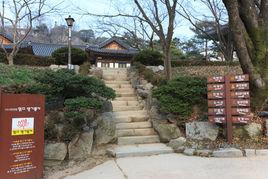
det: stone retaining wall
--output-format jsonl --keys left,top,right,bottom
{"left": 172, "top": 65, "right": 243, "bottom": 78}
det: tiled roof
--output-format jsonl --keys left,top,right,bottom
{"left": 31, "top": 42, "right": 86, "bottom": 57}
{"left": 201, "top": 24, "right": 229, "bottom": 40}
{"left": 3, "top": 42, "right": 31, "bottom": 49}
{"left": 87, "top": 37, "right": 139, "bottom": 55}
{"left": 2, "top": 37, "right": 138, "bottom": 57}
{"left": 3, "top": 42, "right": 87, "bottom": 57}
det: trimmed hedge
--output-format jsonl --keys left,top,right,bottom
{"left": 134, "top": 49, "right": 164, "bottom": 66}
{"left": 0, "top": 53, "right": 55, "bottom": 66}
{"left": 52, "top": 47, "right": 88, "bottom": 65}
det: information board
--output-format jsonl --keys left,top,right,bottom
{"left": 207, "top": 74, "right": 251, "bottom": 143}
{"left": 0, "top": 91, "right": 45, "bottom": 179}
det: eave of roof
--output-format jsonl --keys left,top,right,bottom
{"left": 86, "top": 46, "right": 138, "bottom": 56}
{"left": 99, "top": 36, "right": 131, "bottom": 49}
{"left": 0, "top": 32, "right": 14, "bottom": 42}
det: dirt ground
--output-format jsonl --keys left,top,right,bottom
{"left": 44, "top": 145, "right": 113, "bottom": 179}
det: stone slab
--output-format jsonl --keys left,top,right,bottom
{"left": 212, "top": 148, "right": 243, "bottom": 158}
{"left": 245, "top": 149, "right": 256, "bottom": 157}
{"left": 107, "top": 143, "right": 173, "bottom": 158}
{"left": 256, "top": 149, "right": 268, "bottom": 156}
{"left": 65, "top": 160, "right": 125, "bottom": 179}
{"left": 118, "top": 135, "right": 160, "bottom": 145}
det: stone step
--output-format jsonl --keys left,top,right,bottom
{"left": 112, "top": 100, "right": 140, "bottom": 106}
{"left": 107, "top": 143, "right": 174, "bottom": 158}
{"left": 117, "top": 128, "right": 156, "bottom": 137}
{"left": 105, "top": 81, "right": 130, "bottom": 85}
{"left": 113, "top": 105, "right": 142, "bottom": 112}
{"left": 114, "top": 88, "right": 135, "bottom": 93}
{"left": 114, "top": 97, "right": 137, "bottom": 101}
{"left": 105, "top": 84, "right": 132, "bottom": 89}
{"left": 118, "top": 135, "right": 160, "bottom": 145}
{"left": 113, "top": 110, "right": 147, "bottom": 118}
{"left": 115, "top": 116, "right": 149, "bottom": 123}
{"left": 116, "top": 121, "right": 152, "bottom": 130}
{"left": 103, "top": 69, "right": 128, "bottom": 73}
{"left": 116, "top": 93, "right": 136, "bottom": 97}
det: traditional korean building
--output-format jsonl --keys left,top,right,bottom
{"left": 86, "top": 37, "right": 139, "bottom": 68}
{"left": 0, "top": 32, "right": 13, "bottom": 45}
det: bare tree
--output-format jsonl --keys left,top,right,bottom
{"left": 221, "top": 0, "right": 268, "bottom": 107}
{"left": 78, "top": 0, "right": 178, "bottom": 80}
{"left": 0, "top": 0, "right": 61, "bottom": 65}
{"left": 178, "top": 0, "right": 233, "bottom": 61}
{"left": 134, "top": 0, "right": 178, "bottom": 80}
{"left": 93, "top": 16, "right": 153, "bottom": 50}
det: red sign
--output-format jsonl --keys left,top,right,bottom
{"left": 232, "top": 108, "right": 251, "bottom": 115}
{"left": 231, "top": 99, "right": 250, "bottom": 107}
{"left": 208, "top": 108, "right": 225, "bottom": 115}
{"left": 230, "top": 83, "right": 249, "bottom": 90}
{"left": 207, "top": 84, "right": 225, "bottom": 91}
{"left": 208, "top": 100, "right": 225, "bottom": 107}
{"left": 232, "top": 116, "right": 251, "bottom": 124}
{"left": 209, "top": 116, "right": 226, "bottom": 123}
{"left": 230, "top": 74, "right": 249, "bottom": 82}
{"left": 207, "top": 76, "right": 225, "bottom": 83}
{"left": 0, "top": 92, "right": 45, "bottom": 179}
{"left": 231, "top": 91, "right": 250, "bottom": 99}
{"left": 208, "top": 92, "right": 225, "bottom": 99}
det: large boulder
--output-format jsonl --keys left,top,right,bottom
{"left": 101, "top": 100, "right": 113, "bottom": 112}
{"left": 68, "top": 131, "right": 94, "bottom": 160}
{"left": 137, "top": 88, "right": 150, "bottom": 99}
{"left": 233, "top": 123, "right": 263, "bottom": 139}
{"left": 168, "top": 137, "right": 186, "bottom": 153}
{"left": 186, "top": 122, "right": 219, "bottom": 141}
{"left": 152, "top": 120, "right": 182, "bottom": 142}
{"left": 244, "top": 123, "right": 262, "bottom": 138}
{"left": 44, "top": 142, "right": 67, "bottom": 166}
{"left": 94, "top": 112, "right": 116, "bottom": 145}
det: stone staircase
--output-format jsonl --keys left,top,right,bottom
{"left": 102, "top": 68, "right": 173, "bottom": 158}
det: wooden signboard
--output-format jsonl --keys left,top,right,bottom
{"left": 207, "top": 74, "right": 251, "bottom": 143}
{"left": 0, "top": 91, "right": 45, "bottom": 179}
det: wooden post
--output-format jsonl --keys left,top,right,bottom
{"left": 225, "top": 75, "right": 233, "bottom": 143}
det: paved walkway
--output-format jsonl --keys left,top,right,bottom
{"left": 65, "top": 153, "right": 268, "bottom": 179}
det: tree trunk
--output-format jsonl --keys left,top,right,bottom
{"left": 223, "top": 0, "right": 268, "bottom": 109}
{"left": 163, "top": 47, "right": 172, "bottom": 80}
{"left": 7, "top": 54, "right": 14, "bottom": 65}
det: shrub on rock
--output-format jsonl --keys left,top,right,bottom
{"left": 152, "top": 76, "right": 207, "bottom": 118}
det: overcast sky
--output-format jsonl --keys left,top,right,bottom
{"left": 44, "top": 0, "right": 225, "bottom": 40}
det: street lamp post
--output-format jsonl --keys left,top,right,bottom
{"left": 65, "top": 15, "right": 75, "bottom": 70}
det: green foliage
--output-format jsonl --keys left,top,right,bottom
{"left": 0, "top": 63, "right": 37, "bottom": 85}
{"left": 152, "top": 76, "right": 207, "bottom": 118}
{"left": 134, "top": 49, "right": 164, "bottom": 66}
{"left": 52, "top": 47, "right": 88, "bottom": 65}
{"left": 24, "top": 69, "right": 115, "bottom": 101}
{"left": 170, "top": 42, "right": 185, "bottom": 61}
{"left": 64, "top": 97, "right": 103, "bottom": 111}
{"left": 0, "top": 53, "right": 55, "bottom": 66}
{"left": 134, "top": 62, "right": 166, "bottom": 86}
